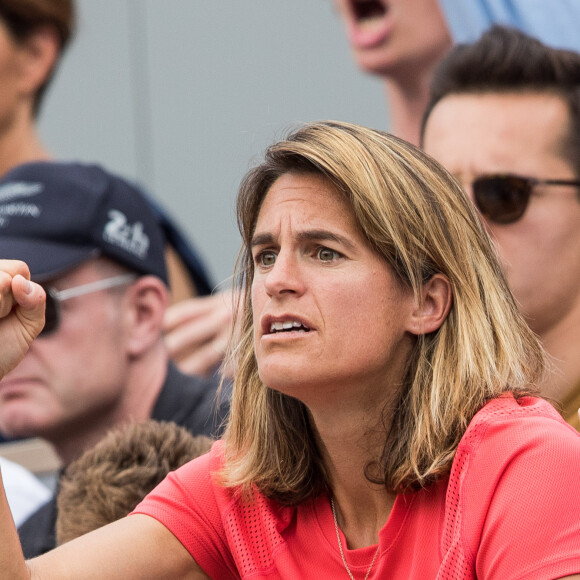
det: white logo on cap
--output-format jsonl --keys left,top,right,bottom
{"left": 103, "top": 210, "right": 150, "bottom": 259}
{"left": 0, "top": 203, "right": 41, "bottom": 227}
{"left": 0, "top": 181, "right": 43, "bottom": 202}
{"left": 0, "top": 182, "right": 43, "bottom": 226}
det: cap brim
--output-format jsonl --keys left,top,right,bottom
{"left": 0, "top": 238, "right": 100, "bottom": 281}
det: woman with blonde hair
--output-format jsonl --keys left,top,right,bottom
{"left": 1, "top": 120, "right": 579, "bottom": 579}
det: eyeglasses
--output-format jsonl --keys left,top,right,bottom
{"left": 471, "top": 174, "right": 580, "bottom": 224}
{"left": 40, "top": 274, "right": 137, "bottom": 338}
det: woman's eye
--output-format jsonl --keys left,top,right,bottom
{"left": 317, "top": 247, "right": 339, "bottom": 262}
{"left": 258, "top": 251, "right": 276, "bottom": 266}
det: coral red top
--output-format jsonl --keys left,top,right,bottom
{"left": 134, "top": 396, "right": 580, "bottom": 579}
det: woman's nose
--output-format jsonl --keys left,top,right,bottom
{"left": 263, "top": 252, "right": 305, "bottom": 297}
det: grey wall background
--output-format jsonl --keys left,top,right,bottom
{"left": 37, "top": 1, "right": 388, "bottom": 287}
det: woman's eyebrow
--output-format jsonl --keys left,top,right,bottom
{"left": 251, "top": 232, "right": 275, "bottom": 248}
{"left": 295, "top": 229, "right": 356, "bottom": 251}
{"left": 251, "top": 229, "right": 356, "bottom": 251}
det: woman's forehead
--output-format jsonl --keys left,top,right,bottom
{"left": 254, "top": 174, "right": 359, "bottom": 234}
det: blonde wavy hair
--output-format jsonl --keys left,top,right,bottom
{"left": 220, "top": 120, "right": 545, "bottom": 504}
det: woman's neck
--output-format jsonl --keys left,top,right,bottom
{"left": 311, "top": 397, "right": 397, "bottom": 549}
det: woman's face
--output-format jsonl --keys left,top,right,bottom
{"left": 251, "top": 172, "right": 417, "bottom": 407}
{"left": 332, "top": 0, "right": 452, "bottom": 78}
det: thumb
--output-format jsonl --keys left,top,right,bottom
{"left": 12, "top": 274, "right": 46, "bottom": 340}
{"left": 0, "top": 275, "right": 46, "bottom": 378}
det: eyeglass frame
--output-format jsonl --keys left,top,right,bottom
{"left": 39, "top": 273, "right": 138, "bottom": 337}
{"left": 471, "top": 173, "right": 580, "bottom": 224}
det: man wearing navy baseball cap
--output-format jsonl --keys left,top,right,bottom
{"left": 0, "top": 161, "right": 228, "bottom": 557}
{"left": 0, "top": 161, "right": 169, "bottom": 280}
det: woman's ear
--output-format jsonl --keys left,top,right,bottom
{"left": 407, "top": 274, "right": 453, "bottom": 336}
{"left": 17, "top": 26, "right": 60, "bottom": 95}
{"left": 124, "top": 276, "right": 170, "bottom": 357}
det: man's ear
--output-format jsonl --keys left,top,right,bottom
{"left": 407, "top": 274, "right": 453, "bottom": 336}
{"left": 17, "top": 26, "right": 60, "bottom": 95}
{"left": 124, "top": 276, "right": 170, "bottom": 357}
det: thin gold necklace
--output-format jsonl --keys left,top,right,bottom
{"left": 330, "top": 497, "right": 381, "bottom": 580}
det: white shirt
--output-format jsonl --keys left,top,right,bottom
{"left": 0, "top": 457, "right": 51, "bottom": 527}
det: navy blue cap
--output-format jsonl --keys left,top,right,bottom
{"left": 0, "top": 161, "right": 168, "bottom": 283}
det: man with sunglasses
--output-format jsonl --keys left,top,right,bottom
{"left": 0, "top": 161, "right": 227, "bottom": 557}
{"left": 421, "top": 26, "right": 580, "bottom": 430}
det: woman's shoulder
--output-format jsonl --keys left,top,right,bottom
{"left": 139, "top": 439, "right": 293, "bottom": 525}
{"left": 170, "top": 439, "right": 225, "bottom": 482}
{"left": 461, "top": 394, "right": 579, "bottom": 451}
{"left": 441, "top": 395, "right": 580, "bottom": 577}
{"left": 447, "top": 393, "right": 580, "bottom": 537}
{"left": 447, "top": 394, "right": 580, "bottom": 528}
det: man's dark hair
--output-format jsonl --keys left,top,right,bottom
{"left": 421, "top": 25, "right": 580, "bottom": 177}
{"left": 0, "top": 0, "right": 75, "bottom": 116}
{"left": 55, "top": 420, "right": 213, "bottom": 545}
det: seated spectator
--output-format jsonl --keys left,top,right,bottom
{"left": 421, "top": 26, "right": 580, "bottom": 429}
{"left": 331, "top": 0, "right": 580, "bottom": 145}
{"left": 0, "top": 160, "right": 228, "bottom": 557}
{"left": 55, "top": 420, "right": 212, "bottom": 545}
{"left": 0, "top": 121, "right": 578, "bottom": 579}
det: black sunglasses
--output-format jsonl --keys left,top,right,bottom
{"left": 471, "top": 174, "right": 580, "bottom": 224}
{"left": 40, "top": 274, "right": 137, "bottom": 337}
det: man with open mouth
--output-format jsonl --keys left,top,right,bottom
{"left": 331, "top": 0, "right": 580, "bottom": 146}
